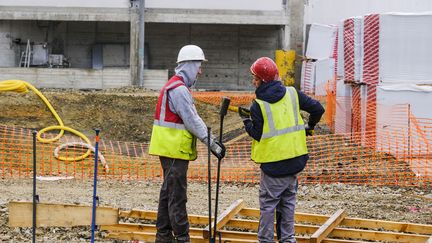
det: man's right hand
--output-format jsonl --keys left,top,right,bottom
{"left": 210, "top": 140, "right": 226, "bottom": 160}
{"left": 238, "top": 107, "right": 251, "bottom": 121}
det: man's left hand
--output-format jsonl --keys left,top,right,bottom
{"left": 305, "top": 124, "right": 315, "bottom": 136}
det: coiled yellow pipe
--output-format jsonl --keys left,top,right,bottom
{"left": 0, "top": 80, "right": 105, "bottom": 167}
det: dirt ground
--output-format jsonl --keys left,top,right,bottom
{"left": 1, "top": 88, "right": 432, "bottom": 242}
{"left": 0, "top": 87, "right": 243, "bottom": 143}
{"left": 0, "top": 178, "right": 431, "bottom": 242}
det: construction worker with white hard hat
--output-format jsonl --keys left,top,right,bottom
{"left": 149, "top": 44, "right": 226, "bottom": 243}
{"left": 239, "top": 57, "right": 324, "bottom": 243}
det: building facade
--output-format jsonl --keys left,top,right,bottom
{"left": 0, "top": 0, "right": 301, "bottom": 90}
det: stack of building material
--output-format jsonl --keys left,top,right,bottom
{"left": 332, "top": 12, "right": 432, "bottom": 177}
{"left": 301, "top": 23, "right": 338, "bottom": 95}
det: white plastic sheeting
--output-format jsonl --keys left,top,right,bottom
{"left": 304, "top": 0, "right": 432, "bottom": 26}
{"left": 376, "top": 84, "right": 432, "bottom": 118}
{"left": 375, "top": 84, "right": 432, "bottom": 177}
{"left": 334, "top": 80, "right": 352, "bottom": 134}
{"left": 314, "top": 58, "right": 335, "bottom": 96}
{"left": 380, "top": 13, "right": 432, "bottom": 84}
{"left": 302, "top": 23, "right": 337, "bottom": 95}
{"left": 300, "top": 60, "right": 316, "bottom": 94}
{"left": 336, "top": 20, "right": 345, "bottom": 78}
{"left": 305, "top": 24, "right": 338, "bottom": 60}
{"left": 354, "top": 17, "right": 364, "bottom": 83}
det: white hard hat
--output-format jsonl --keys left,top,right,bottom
{"left": 177, "top": 45, "right": 207, "bottom": 63}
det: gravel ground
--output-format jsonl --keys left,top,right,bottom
{"left": 1, "top": 178, "right": 431, "bottom": 242}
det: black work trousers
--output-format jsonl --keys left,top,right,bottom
{"left": 155, "top": 157, "right": 190, "bottom": 243}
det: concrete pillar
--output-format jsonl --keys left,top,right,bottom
{"left": 130, "top": 10, "right": 139, "bottom": 86}
{"left": 288, "top": 0, "right": 305, "bottom": 88}
{"left": 281, "top": 0, "right": 291, "bottom": 50}
{"left": 289, "top": 0, "right": 304, "bottom": 54}
{"left": 138, "top": 0, "right": 145, "bottom": 86}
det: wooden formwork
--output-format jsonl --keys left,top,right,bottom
{"left": 8, "top": 200, "right": 432, "bottom": 242}
{"left": 103, "top": 199, "right": 432, "bottom": 243}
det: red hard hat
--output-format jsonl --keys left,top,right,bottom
{"left": 250, "top": 57, "right": 279, "bottom": 82}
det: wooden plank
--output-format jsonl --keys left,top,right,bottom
{"left": 329, "top": 227, "right": 430, "bottom": 243}
{"left": 238, "top": 207, "right": 260, "bottom": 217}
{"left": 119, "top": 210, "right": 212, "bottom": 225}
{"left": 226, "top": 219, "right": 319, "bottom": 235}
{"left": 105, "top": 231, "right": 368, "bottom": 243}
{"left": 341, "top": 218, "right": 432, "bottom": 235}
{"left": 238, "top": 208, "right": 432, "bottom": 235}
{"left": 106, "top": 231, "right": 260, "bottom": 243}
{"left": 311, "top": 209, "right": 346, "bottom": 243}
{"left": 8, "top": 201, "right": 118, "bottom": 227}
{"left": 104, "top": 222, "right": 323, "bottom": 243}
{"left": 296, "top": 212, "right": 331, "bottom": 224}
{"left": 119, "top": 210, "right": 157, "bottom": 220}
{"left": 203, "top": 199, "right": 244, "bottom": 238}
{"left": 101, "top": 223, "right": 204, "bottom": 236}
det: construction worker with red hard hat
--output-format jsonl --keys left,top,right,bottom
{"left": 149, "top": 44, "right": 226, "bottom": 243}
{"left": 240, "top": 57, "right": 324, "bottom": 243}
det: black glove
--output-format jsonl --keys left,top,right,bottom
{"left": 305, "top": 124, "right": 315, "bottom": 136}
{"left": 210, "top": 140, "right": 226, "bottom": 160}
{"left": 238, "top": 107, "right": 251, "bottom": 121}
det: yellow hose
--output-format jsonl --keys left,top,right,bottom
{"left": 0, "top": 79, "right": 100, "bottom": 164}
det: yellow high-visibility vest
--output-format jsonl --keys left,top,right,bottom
{"left": 149, "top": 78, "right": 197, "bottom": 161}
{"left": 251, "top": 87, "right": 308, "bottom": 163}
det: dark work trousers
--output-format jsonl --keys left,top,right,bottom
{"left": 155, "top": 157, "right": 190, "bottom": 243}
{"left": 258, "top": 172, "right": 298, "bottom": 243}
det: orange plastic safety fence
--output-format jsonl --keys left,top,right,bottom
{"left": 1, "top": 119, "right": 431, "bottom": 187}
{"left": 192, "top": 92, "right": 255, "bottom": 107}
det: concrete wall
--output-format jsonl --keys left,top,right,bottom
{"left": 0, "top": 0, "right": 284, "bottom": 11}
{"left": 0, "top": 20, "right": 130, "bottom": 68}
{"left": 0, "top": 0, "right": 129, "bottom": 8}
{"left": 146, "top": 23, "right": 280, "bottom": 90}
{"left": 0, "top": 68, "right": 131, "bottom": 89}
{"left": 0, "top": 20, "right": 280, "bottom": 90}
{"left": 0, "top": 67, "right": 168, "bottom": 89}
{"left": 304, "top": 0, "right": 432, "bottom": 25}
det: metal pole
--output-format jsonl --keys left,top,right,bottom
{"left": 91, "top": 129, "right": 101, "bottom": 243}
{"left": 32, "top": 130, "right": 38, "bottom": 243}
{"left": 213, "top": 97, "right": 230, "bottom": 243}
{"left": 213, "top": 120, "right": 223, "bottom": 243}
{"left": 138, "top": 0, "right": 145, "bottom": 86}
{"left": 207, "top": 127, "right": 212, "bottom": 243}
{"left": 408, "top": 104, "right": 411, "bottom": 163}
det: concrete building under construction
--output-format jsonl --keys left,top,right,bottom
{"left": 0, "top": 0, "right": 303, "bottom": 90}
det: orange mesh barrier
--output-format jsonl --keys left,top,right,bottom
{"left": 324, "top": 80, "right": 336, "bottom": 133}
{"left": 1, "top": 116, "right": 431, "bottom": 187}
{"left": 193, "top": 92, "right": 255, "bottom": 107}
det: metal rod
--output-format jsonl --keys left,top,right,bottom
{"left": 213, "top": 117, "right": 224, "bottom": 243}
{"left": 32, "top": 130, "right": 37, "bottom": 243}
{"left": 213, "top": 97, "right": 230, "bottom": 243}
{"left": 91, "top": 129, "right": 101, "bottom": 243}
{"left": 207, "top": 127, "right": 212, "bottom": 243}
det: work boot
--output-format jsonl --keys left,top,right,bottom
{"left": 173, "top": 233, "right": 190, "bottom": 243}
{"left": 155, "top": 230, "right": 174, "bottom": 243}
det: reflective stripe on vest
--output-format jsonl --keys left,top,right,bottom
{"left": 261, "top": 87, "right": 305, "bottom": 139}
{"left": 156, "top": 80, "right": 186, "bottom": 130}
{"left": 149, "top": 79, "right": 197, "bottom": 161}
{"left": 251, "top": 86, "right": 308, "bottom": 163}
